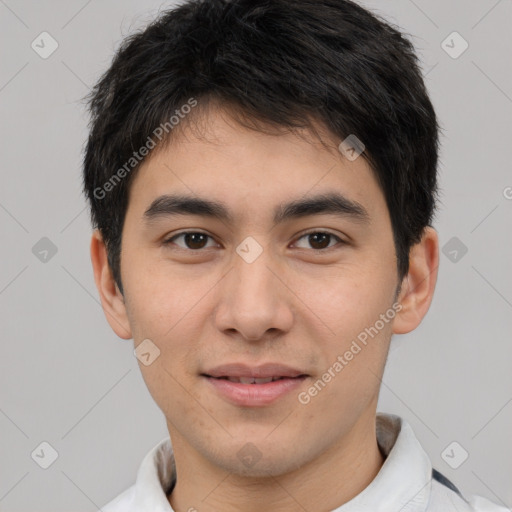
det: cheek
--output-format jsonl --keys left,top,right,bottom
{"left": 290, "top": 261, "right": 395, "bottom": 341}
{"left": 123, "top": 263, "right": 212, "bottom": 391}
{"left": 302, "top": 291, "right": 394, "bottom": 415}
{"left": 124, "top": 276, "right": 202, "bottom": 408}
{"left": 291, "top": 262, "right": 396, "bottom": 398}
{"left": 122, "top": 248, "right": 211, "bottom": 339}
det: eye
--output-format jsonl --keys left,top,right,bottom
{"left": 163, "top": 231, "right": 217, "bottom": 250}
{"left": 293, "top": 231, "right": 345, "bottom": 251}
{"left": 163, "top": 230, "right": 346, "bottom": 252}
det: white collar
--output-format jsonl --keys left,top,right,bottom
{"left": 128, "top": 413, "right": 433, "bottom": 511}
{"left": 334, "top": 413, "right": 432, "bottom": 511}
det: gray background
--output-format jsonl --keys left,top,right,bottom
{"left": 0, "top": 1, "right": 511, "bottom": 510}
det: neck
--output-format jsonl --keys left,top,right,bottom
{"left": 168, "top": 409, "right": 384, "bottom": 512}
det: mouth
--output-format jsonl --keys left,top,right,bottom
{"left": 202, "top": 362, "right": 307, "bottom": 380}
{"left": 201, "top": 363, "right": 309, "bottom": 406}
{"left": 207, "top": 376, "right": 305, "bottom": 384}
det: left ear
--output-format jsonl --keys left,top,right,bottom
{"left": 392, "top": 227, "right": 439, "bottom": 335}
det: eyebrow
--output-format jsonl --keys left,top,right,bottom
{"left": 143, "top": 192, "right": 370, "bottom": 227}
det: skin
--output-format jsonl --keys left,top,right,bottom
{"left": 91, "top": 104, "right": 439, "bottom": 512}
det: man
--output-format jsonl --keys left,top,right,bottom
{"left": 83, "top": 0, "right": 508, "bottom": 510}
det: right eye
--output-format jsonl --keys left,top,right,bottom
{"left": 162, "top": 231, "right": 219, "bottom": 251}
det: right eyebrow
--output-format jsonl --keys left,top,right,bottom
{"left": 143, "top": 194, "right": 234, "bottom": 225}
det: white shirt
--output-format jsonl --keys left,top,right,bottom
{"left": 102, "top": 413, "right": 509, "bottom": 511}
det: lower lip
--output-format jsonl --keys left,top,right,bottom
{"left": 204, "top": 376, "right": 307, "bottom": 407}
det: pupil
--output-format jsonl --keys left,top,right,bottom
{"left": 310, "top": 233, "right": 329, "bottom": 249}
{"left": 186, "top": 233, "right": 207, "bottom": 249}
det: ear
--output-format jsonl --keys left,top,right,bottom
{"left": 90, "top": 229, "right": 132, "bottom": 339}
{"left": 392, "top": 227, "right": 439, "bottom": 335}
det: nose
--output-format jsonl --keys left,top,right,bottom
{"left": 213, "top": 243, "right": 294, "bottom": 342}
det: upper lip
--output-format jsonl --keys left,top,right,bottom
{"left": 203, "top": 363, "right": 307, "bottom": 379}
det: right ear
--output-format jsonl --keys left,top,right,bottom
{"left": 90, "top": 229, "right": 132, "bottom": 339}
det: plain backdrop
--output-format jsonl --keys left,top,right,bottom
{"left": 0, "top": 1, "right": 511, "bottom": 510}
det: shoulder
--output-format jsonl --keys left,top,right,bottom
{"left": 101, "top": 484, "right": 136, "bottom": 512}
{"left": 429, "top": 469, "right": 509, "bottom": 512}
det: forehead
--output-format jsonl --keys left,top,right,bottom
{"left": 126, "top": 105, "right": 387, "bottom": 226}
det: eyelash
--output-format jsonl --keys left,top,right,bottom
{"left": 162, "top": 230, "right": 346, "bottom": 252}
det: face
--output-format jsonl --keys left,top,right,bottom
{"left": 98, "top": 105, "right": 414, "bottom": 477}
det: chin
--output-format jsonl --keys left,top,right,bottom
{"left": 208, "top": 440, "right": 313, "bottom": 479}
{"left": 229, "top": 457, "right": 302, "bottom": 479}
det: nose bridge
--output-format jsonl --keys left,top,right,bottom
{"left": 235, "top": 245, "right": 274, "bottom": 299}
{"left": 214, "top": 240, "right": 292, "bottom": 339}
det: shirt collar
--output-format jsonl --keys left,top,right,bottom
{"left": 131, "top": 413, "right": 433, "bottom": 512}
{"left": 131, "top": 434, "right": 176, "bottom": 511}
{"left": 332, "top": 413, "right": 432, "bottom": 511}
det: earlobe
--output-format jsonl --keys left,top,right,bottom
{"left": 392, "top": 227, "right": 439, "bottom": 335}
{"left": 90, "top": 230, "right": 132, "bottom": 340}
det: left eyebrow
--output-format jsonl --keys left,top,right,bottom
{"left": 143, "top": 192, "right": 370, "bottom": 226}
{"left": 273, "top": 192, "right": 370, "bottom": 225}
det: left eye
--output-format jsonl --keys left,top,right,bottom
{"left": 293, "top": 231, "right": 343, "bottom": 250}
{"left": 163, "top": 231, "right": 344, "bottom": 251}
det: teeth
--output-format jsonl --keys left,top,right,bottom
{"left": 224, "top": 377, "right": 279, "bottom": 384}
{"left": 242, "top": 377, "right": 274, "bottom": 384}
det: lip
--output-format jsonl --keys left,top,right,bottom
{"left": 204, "top": 375, "right": 308, "bottom": 406}
{"left": 202, "top": 363, "right": 309, "bottom": 407}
